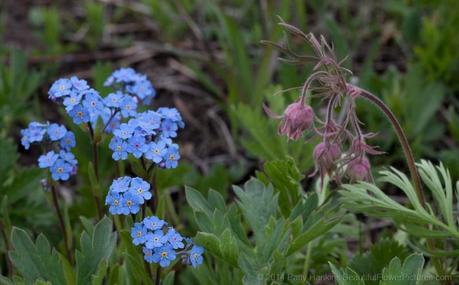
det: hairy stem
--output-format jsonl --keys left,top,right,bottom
{"left": 354, "top": 86, "right": 450, "bottom": 283}
{"left": 50, "top": 183, "right": 72, "bottom": 262}
{"left": 354, "top": 86, "right": 425, "bottom": 204}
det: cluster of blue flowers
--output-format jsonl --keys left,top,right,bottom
{"left": 108, "top": 108, "right": 184, "bottom": 168}
{"left": 131, "top": 216, "right": 204, "bottom": 268}
{"left": 105, "top": 176, "right": 152, "bottom": 215}
{"left": 48, "top": 68, "right": 157, "bottom": 135}
{"left": 21, "top": 122, "right": 77, "bottom": 181}
{"left": 104, "top": 67, "right": 156, "bottom": 104}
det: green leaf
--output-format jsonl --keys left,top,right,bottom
{"left": 219, "top": 229, "right": 239, "bottom": 266}
{"left": 380, "top": 254, "right": 424, "bottom": 285}
{"left": 194, "top": 232, "right": 221, "bottom": 258}
{"left": 9, "top": 228, "right": 65, "bottom": 285}
{"left": 185, "top": 186, "right": 212, "bottom": 217}
{"left": 76, "top": 217, "right": 116, "bottom": 285}
{"left": 349, "top": 238, "right": 409, "bottom": 285}
{"left": 262, "top": 158, "right": 303, "bottom": 216}
{"left": 233, "top": 179, "right": 278, "bottom": 243}
{"left": 162, "top": 271, "right": 175, "bottom": 285}
{"left": 329, "top": 263, "right": 366, "bottom": 285}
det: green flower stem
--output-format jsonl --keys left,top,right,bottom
{"left": 88, "top": 123, "right": 103, "bottom": 219}
{"left": 354, "top": 86, "right": 450, "bottom": 284}
{"left": 50, "top": 181, "right": 72, "bottom": 262}
{"left": 0, "top": 220, "right": 13, "bottom": 276}
{"left": 302, "top": 243, "right": 312, "bottom": 279}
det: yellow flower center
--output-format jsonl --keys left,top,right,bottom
{"left": 136, "top": 231, "right": 142, "bottom": 237}
{"left": 161, "top": 252, "right": 168, "bottom": 257}
{"left": 57, "top": 167, "right": 64, "bottom": 173}
{"left": 126, "top": 200, "right": 132, "bottom": 207}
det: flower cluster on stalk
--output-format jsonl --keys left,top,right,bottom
{"left": 265, "top": 24, "right": 385, "bottom": 184}
{"left": 105, "top": 176, "right": 152, "bottom": 215}
{"left": 21, "top": 122, "right": 77, "bottom": 181}
{"left": 108, "top": 108, "right": 183, "bottom": 168}
{"left": 131, "top": 216, "right": 204, "bottom": 268}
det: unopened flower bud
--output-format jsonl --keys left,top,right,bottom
{"left": 346, "top": 156, "right": 371, "bottom": 182}
{"left": 278, "top": 101, "right": 314, "bottom": 140}
{"left": 313, "top": 142, "right": 341, "bottom": 170}
{"left": 40, "top": 178, "right": 51, "bottom": 192}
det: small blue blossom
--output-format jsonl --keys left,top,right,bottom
{"left": 131, "top": 223, "right": 148, "bottom": 245}
{"left": 105, "top": 192, "right": 123, "bottom": 215}
{"left": 188, "top": 245, "right": 204, "bottom": 268}
{"left": 143, "top": 247, "right": 155, "bottom": 263}
{"left": 145, "top": 231, "right": 165, "bottom": 249}
{"left": 59, "top": 151, "right": 77, "bottom": 166}
{"left": 50, "top": 159, "right": 72, "bottom": 181}
{"left": 119, "top": 95, "right": 137, "bottom": 118}
{"left": 70, "top": 76, "right": 89, "bottom": 91}
{"left": 68, "top": 104, "right": 90, "bottom": 124}
{"left": 20, "top": 122, "right": 47, "bottom": 149}
{"left": 136, "top": 111, "right": 161, "bottom": 134}
{"left": 49, "top": 78, "right": 72, "bottom": 99}
{"left": 130, "top": 216, "right": 204, "bottom": 268}
{"left": 109, "top": 137, "right": 128, "bottom": 160}
{"left": 63, "top": 92, "right": 82, "bottom": 111}
{"left": 38, "top": 151, "right": 58, "bottom": 169}
{"left": 48, "top": 124, "right": 67, "bottom": 141}
{"left": 144, "top": 216, "right": 166, "bottom": 231}
{"left": 127, "top": 78, "right": 156, "bottom": 102}
{"left": 113, "top": 123, "right": 134, "bottom": 139}
{"left": 110, "top": 176, "right": 132, "bottom": 193}
{"left": 164, "top": 146, "right": 180, "bottom": 169}
{"left": 144, "top": 141, "right": 166, "bottom": 163}
{"left": 158, "top": 107, "right": 185, "bottom": 128}
{"left": 129, "top": 177, "right": 152, "bottom": 201}
{"left": 106, "top": 177, "right": 149, "bottom": 216}
{"left": 104, "top": 68, "right": 140, "bottom": 86}
{"left": 165, "top": 229, "right": 185, "bottom": 249}
{"left": 104, "top": 92, "right": 124, "bottom": 108}
{"left": 120, "top": 191, "right": 142, "bottom": 215}
{"left": 151, "top": 245, "right": 176, "bottom": 267}
{"left": 60, "top": 131, "right": 76, "bottom": 150}
{"left": 82, "top": 90, "right": 104, "bottom": 115}
{"left": 160, "top": 120, "right": 178, "bottom": 138}
{"left": 127, "top": 135, "right": 148, "bottom": 158}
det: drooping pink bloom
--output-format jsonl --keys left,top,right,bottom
{"left": 346, "top": 156, "right": 371, "bottom": 182}
{"left": 277, "top": 101, "right": 314, "bottom": 140}
{"left": 311, "top": 141, "right": 341, "bottom": 183}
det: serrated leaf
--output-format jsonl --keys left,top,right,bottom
{"left": 350, "top": 238, "right": 409, "bottom": 285}
{"left": 219, "top": 229, "right": 239, "bottom": 266}
{"left": 380, "top": 254, "right": 424, "bottom": 285}
{"left": 9, "top": 228, "right": 65, "bottom": 285}
{"left": 233, "top": 178, "right": 278, "bottom": 243}
{"left": 185, "top": 186, "right": 212, "bottom": 217}
{"left": 329, "top": 263, "right": 366, "bottom": 285}
{"left": 76, "top": 217, "right": 116, "bottom": 285}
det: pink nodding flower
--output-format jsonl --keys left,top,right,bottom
{"left": 313, "top": 142, "right": 341, "bottom": 171}
{"left": 346, "top": 156, "right": 371, "bottom": 182}
{"left": 277, "top": 100, "right": 314, "bottom": 140}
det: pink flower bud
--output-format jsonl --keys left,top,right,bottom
{"left": 313, "top": 142, "right": 341, "bottom": 170}
{"left": 346, "top": 156, "right": 371, "bottom": 182}
{"left": 278, "top": 101, "right": 314, "bottom": 140}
